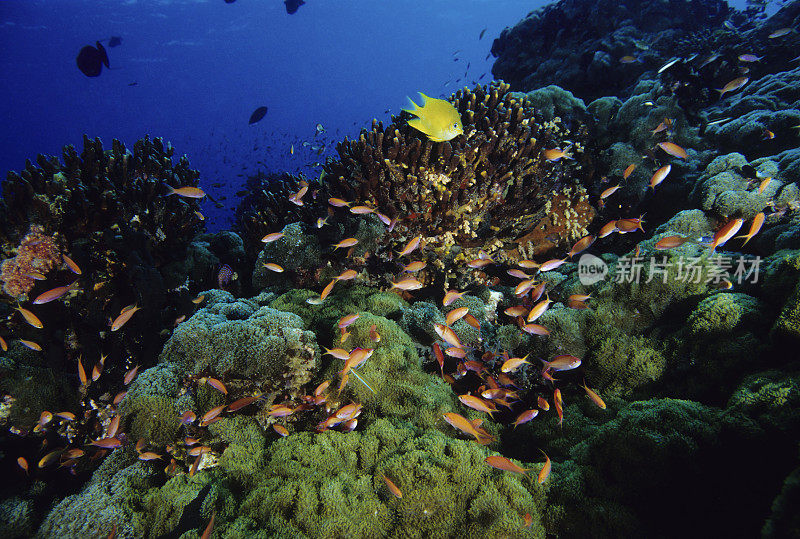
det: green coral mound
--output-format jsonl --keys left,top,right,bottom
{"left": 688, "top": 292, "right": 761, "bottom": 335}
{"left": 160, "top": 290, "right": 318, "bottom": 385}
{"left": 269, "top": 285, "right": 407, "bottom": 335}
{"left": 323, "top": 311, "right": 459, "bottom": 430}
{"left": 232, "top": 418, "right": 546, "bottom": 538}
{"left": 252, "top": 222, "right": 322, "bottom": 290}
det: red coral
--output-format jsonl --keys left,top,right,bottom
{"left": 0, "top": 226, "right": 62, "bottom": 298}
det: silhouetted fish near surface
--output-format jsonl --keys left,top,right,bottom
{"left": 108, "top": 36, "right": 122, "bottom": 47}
{"left": 128, "top": 82, "right": 138, "bottom": 86}
{"left": 285, "top": 0, "right": 305, "bottom": 14}
{"left": 249, "top": 106, "right": 268, "bottom": 124}
{"left": 76, "top": 41, "right": 108, "bottom": 77}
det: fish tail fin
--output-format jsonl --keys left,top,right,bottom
{"left": 164, "top": 184, "right": 175, "bottom": 196}
{"left": 403, "top": 96, "right": 421, "bottom": 116}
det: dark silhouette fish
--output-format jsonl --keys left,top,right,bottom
{"left": 108, "top": 36, "right": 122, "bottom": 47}
{"left": 76, "top": 41, "right": 109, "bottom": 77}
{"left": 285, "top": 0, "right": 305, "bottom": 14}
{"left": 248, "top": 106, "right": 268, "bottom": 124}
{"left": 224, "top": 0, "right": 236, "bottom": 3}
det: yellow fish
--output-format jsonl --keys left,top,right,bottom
{"left": 403, "top": 93, "right": 463, "bottom": 142}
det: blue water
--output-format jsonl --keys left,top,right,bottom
{"left": 0, "top": 0, "right": 551, "bottom": 230}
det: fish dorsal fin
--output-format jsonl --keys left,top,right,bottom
{"left": 403, "top": 96, "right": 422, "bottom": 117}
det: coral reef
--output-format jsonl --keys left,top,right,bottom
{"left": 0, "top": 226, "right": 62, "bottom": 298}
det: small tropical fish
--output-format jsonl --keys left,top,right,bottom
{"left": 530, "top": 282, "right": 546, "bottom": 302}
{"left": 459, "top": 394, "right": 497, "bottom": 415}
{"left": 328, "top": 197, "right": 351, "bottom": 207}
{"left": 522, "top": 323, "right": 549, "bottom": 336}
{"left": 539, "top": 258, "right": 567, "bottom": 272}
{"left": 124, "top": 365, "right": 140, "bottom": 385}
{"left": 537, "top": 450, "right": 551, "bottom": 484}
{"left": 515, "top": 279, "right": 535, "bottom": 297}
{"left": 323, "top": 347, "right": 350, "bottom": 360}
{"left": 333, "top": 238, "right": 358, "bottom": 250}
{"left": 55, "top": 411, "right": 76, "bottom": 421}
{"left": 227, "top": 396, "right": 259, "bottom": 412}
{"left": 617, "top": 216, "right": 645, "bottom": 233}
{"left": 657, "top": 142, "right": 687, "bottom": 159}
{"left": 567, "top": 294, "right": 591, "bottom": 309}
{"left": 194, "top": 211, "right": 204, "bottom": 221}
{"left": 111, "top": 305, "right": 140, "bottom": 331}
{"left": 512, "top": 409, "right": 539, "bottom": 428}
{"left": 201, "top": 510, "right": 216, "bottom": 539}
{"left": 433, "top": 343, "right": 445, "bottom": 377}
{"left": 397, "top": 236, "right": 422, "bottom": 257}
{"left": 402, "top": 260, "right": 426, "bottom": 273}
{"left": 768, "top": 28, "right": 792, "bottom": 38}
{"left": 200, "top": 405, "right": 227, "bottom": 426}
{"left": 16, "top": 306, "right": 43, "bottom": 328}
{"left": 25, "top": 271, "right": 46, "bottom": 280}
{"left": 192, "top": 294, "right": 206, "bottom": 304}
{"left": 554, "top": 388, "right": 564, "bottom": 428}
{"left": 206, "top": 377, "right": 227, "bottom": 394}
{"left": 107, "top": 415, "right": 120, "bottom": 438}
{"left": 649, "top": 164, "right": 672, "bottom": 189}
{"left": 582, "top": 380, "right": 606, "bottom": 409}
{"left": 442, "top": 412, "right": 485, "bottom": 441}
{"left": 39, "top": 449, "right": 64, "bottom": 467}
{"left": 443, "top": 289, "right": 465, "bottom": 306}
{"left": 391, "top": 277, "right": 423, "bottom": 291}
{"left": 622, "top": 164, "right": 636, "bottom": 179}
{"left": 290, "top": 144, "right": 294, "bottom": 155}
{"left": 655, "top": 235, "right": 694, "bottom": 249}
{"left": 446, "top": 307, "right": 469, "bottom": 326}
{"left": 17, "top": 457, "right": 29, "bottom": 474}
{"left": 316, "top": 216, "right": 328, "bottom": 228}
{"left": 403, "top": 93, "right": 463, "bottom": 142}
{"left": 20, "top": 339, "right": 41, "bottom": 351}
{"left": 537, "top": 396, "right": 550, "bottom": 411}
{"left": 382, "top": 474, "right": 403, "bottom": 499}
{"left": 598, "top": 220, "right": 618, "bottom": 238}
{"left": 91, "top": 437, "right": 122, "bottom": 449}
{"left": 486, "top": 455, "right": 528, "bottom": 474}
{"left": 341, "top": 348, "right": 374, "bottom": 375}
{"left": 735, "top": 212, "right": 764, "bottom": 245}
{"left": 507, "top": 269, "right": 530, "bottom": 280}
{"left": 0, "top": 335, "right": 6, "bottom": 351}
{"left": 263, "top": 262, "right": 284, "bottom": 273}
{"left": 738, "top": 54, "right": 762, "bottom": 62}
{"left": 218, "top": 264, "right": 234, "bottom": 287}
{"left": 261, "top": 232, "right": 284, "bottom": 243}
{"left": 320, "top": 279, "right": 336, "bottom": 300}
{"left": 350, "top": 205, "right": 374, "bottom": 215}
{"left": 542, "top": 355, "right": 581, "bottom": 372}
{"left": 657, "top": 57, "right": 680, "bottom": 74}
{"left": 543, "top": 148, "right": 568, "bottom": 161}
{"left": 369, "top": 324, "right": 381, "bottom": 343}
{"left": 599, "top": 185, "right": 620, "bottom": 206}
{"left": 34, "top": 282, "right": 79, "bottom": 304}
{"left": 179, "top": 410, "right": 197, "bottom": 424}
{"left": 166, "top": 185, "right": 206, "bottom": 199}
{"left": 527, "top": 296, "right": 552, "bottom": 322}
{"left": 336, "top": 269, "right": 358, "bottom": 281}
{"left": 338, "top": 313, "right": 360, "bottom": 328}
{"left": 434, "top": 324, "right": 462, "bottom": 349}
{"left": 501, "top": 355, "right": 530, "bottom": 373}
{"left": 139, "top": 452, "right": 163, "bottom": 461}
{"left": 717, "top": 77, "right": 749, "bottom": 97}
{"left": 77, "top": 356, "right": 88, "bottom": 386}
{"left": 523, "top": 513, "right": 533, "bottom": 528}
{"left": 467, "top": 258, "right": 493, "bottom": 269}
{"left": 709, "top": 218, "right": 744, "bottom": 252}
{"left": 619, "top": 55, "right": 638, "bottom": 64}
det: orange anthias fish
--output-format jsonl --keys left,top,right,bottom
{"left": 63, "top": 254, "right": 82, "bottom": 275}
{"left": 443, "top": 289, "right": 466, "bottom": 306}
{"left": 33, "top": 282, "right": 79, "bottom": 304}
{"left": 402, "top": 261, "right": 426, "bottom": 273}
{"left": 735, "top": 212, "right": 765, "bottom": 245}
{"left": 554, "top": 388, "right": 564, "bottom": 428}
{"left": 512, "top": 409, "right": 539, "bottom": 428}
{"left": 649, "top": 164, "right": 672, "bottom": 190}
{"left": 501, "top": 355, "right": 531, "bottom": 373}
{"left": 111, "top": 305, "right": 141, "bottom": 331}
{"left": 391, "top": 277, "right": 423, "bottom": 291}
{"left": 434, "top": 324, "right": 462, "bottom": 349}
{"left": 16, "top": 305, "right": 43, "bottom": 328}
{"left": 445, "top": 307, "right": 469, "bottom": 326}
{"left": 261, "top": 232, "right": 284, "bottom": 243}
{"left": 537, "top": 450, "right": 552, "bottom": 484}
{"left": 598, "top": 220, "right": 618, "bottom": 238}
{"left": 541, "top": 355, "right": 581, "bottom": 372}
{"left": 622, "top": 164, "right": 636, "bottom": 179}
{"left": 263, "top": 263, "right": 284, "bottom": 273}
{"left": 657, "top": 142, "right": 687, "bottom": 159}
{"left": 485, "top": 455, "right": 529, "bottom": 474}
{"left": 166, "top": 185, "right": 206, "bottom": 199}
{"left": 543, "top": 148, "right": 568, "bottom": 161}
{"left": 568, "top": 235, "right": 595, "bottom": 258}
{"left": 381, "top": 474, "right": 403, "bottom": 499}
{"left": 538, "top": 258, "right": 567, "bottom": 272}
{"left": 458, "top": 394, "right": 497, "bottom": 415}
{"left": 338, "top": 313, "right": 360, "bottom": 328}
{"left": 333, "top": 238, "right": 358, "bottom": 250}
{"left": 397, "top": 236, "right": 422, "bottom": 257}
{"left": 717, "top": 77, "right": 749, "bottom": 97}
{"left": 709, "top": 218, "right": 744, "bottom": 252}
{"left": 336, "top": 269, "right": 358, "bottom": 281}
{"left": 320, "top": 279, "right": 337, "bottom": 300}
{"left": 442, "top": 412, "right": 487, "bottom": 442}
{"left": 582, "top": 380, "right": 607, "bottom": 409}
{"left": 655, "top": 235, "right": 695, "bottom": 250}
